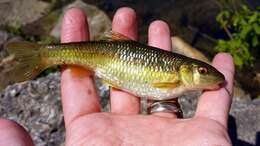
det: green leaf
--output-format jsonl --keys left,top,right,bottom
{"left": 241, "top": 5, "right": 250, "bottom": 13}
{"left": 240, "top": 24, "right": 252, "bottom": 38}
{"left": 216, "top": 10, "right": 231, "bottom": 28}
{"left": 252, "top": 35, "right": 259, "bottom": 47}
{"left": 215, "top": 2, "right": 258, "bottom": 68}
{"left": 253, "top": 23, "right": 260, "bottom": 34}
{"left": 233, "top": 54, "right": 243, "bottom": 67}
{"left": 232, "top": 13, "right": 240, "bottom": 27}
{"left": 249, "top": 12, "right": 258, "bottom": 23}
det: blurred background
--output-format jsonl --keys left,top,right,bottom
{"left": 0, "top": 0, "right": 259, "bottom": 146}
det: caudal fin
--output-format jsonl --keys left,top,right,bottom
{"left": 0, "top": 41, "right": 44, "bottom": 90}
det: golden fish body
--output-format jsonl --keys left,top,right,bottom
{"left": 4, "top": 36, "right": 224, "bottom": 100}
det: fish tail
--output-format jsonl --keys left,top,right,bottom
{"left": 1, "top": 42, "right": 45, "bottom": 89}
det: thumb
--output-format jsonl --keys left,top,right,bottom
{"left": 0, "top": 119, "right": 34, "bottom": 146}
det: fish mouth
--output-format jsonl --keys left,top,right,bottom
{"left": 190, "top": 82, "right": 223, "bottom": 92}
{"left": 206, "top": 83, "right": 221, "bottom": 90}
{"left": 203, "top": 80, "right": 225, "bottom": 91}
{"left": 205, "top": 74, "right": 226, "bottom": 90}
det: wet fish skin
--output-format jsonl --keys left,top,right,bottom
{"left": 3, "top": 38, "right": 224, "bottom": 100}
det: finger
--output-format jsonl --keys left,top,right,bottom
{"left": 148, "top": 20, "right": 176, "bottom": 118}
{"left": 110, "top": 7, "right": 139, "bottom": 114}
{"left": 61, "top": 8, "right": 100, "bottom": 127}
{"left": 195, "top": 53, "right": 234, "bottom": 128}
{"left": 0, "top": 119, "right": 34, "bottom": 146}
{"left": 148, "top": 20, "right": 172, "bottom": 51}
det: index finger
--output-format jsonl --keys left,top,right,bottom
{"left": 195, "top": 53, "right": 235, "bottom": 128}
{"left": 61, "top": 8, "right": 100, "bottom": 128}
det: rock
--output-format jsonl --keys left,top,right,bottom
{"left": 50, "top": 0, "right": 112, "bottom": 40}
{"left": 171, "top": 36, "right": 210, "bottom": 63}
{"left": 85, "top": 0, "right": 222, "bottom": 53}
{"left": 3, "top": 0, "right": 111, "bottom": 43}
{"left": 0, "top": 0, "right": 50, "bottom": 27}
{"left": 233, "top": 82, "right": 251, "bottom": 101}
{"left": 229, "top": 98, "right": 260, "bottom": 145}
{"left": 95, "top": 78, "right": 110, "bottom": 111}
{"left": 0, "top": 30, "right": 21, "bottom": 59}
{"left": 178, "top": 93, "right": 260, "bottom": 145}
{"left": 0, "top": 73, "right": 64, "bottom": 146}
{"left": 0, "top": 72, "right": 110, "bottom": 146}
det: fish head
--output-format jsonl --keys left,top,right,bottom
{"left": 179, "top": 60, "right": 225, "bottom": 90}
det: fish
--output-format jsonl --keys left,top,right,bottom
{"left": 1, "top": 32, "right": 225, "bottom": 100}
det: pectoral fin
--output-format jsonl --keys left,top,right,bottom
{"left": 152, "top": 81, "right": 180, "bottom": 89}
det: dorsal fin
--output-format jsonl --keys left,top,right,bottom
{"left": 104, "top": 31, "right": 131, "bottom": 41}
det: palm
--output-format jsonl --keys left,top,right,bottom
{"left": 66, "top": 113, "right": 230, "bottom": 146}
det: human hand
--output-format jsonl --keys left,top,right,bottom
{"left": 0, "top": 7, "right": 234, "bottom": 146}
{"left": 60, "top": 7, "right": 234, "bottom": 146}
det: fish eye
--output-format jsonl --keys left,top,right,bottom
{"left": 198, "top": 67, "right": 208, "bottom": 74}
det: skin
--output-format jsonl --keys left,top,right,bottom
{"left": 0, "top": 7, "right": 234, "bottom": 146}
